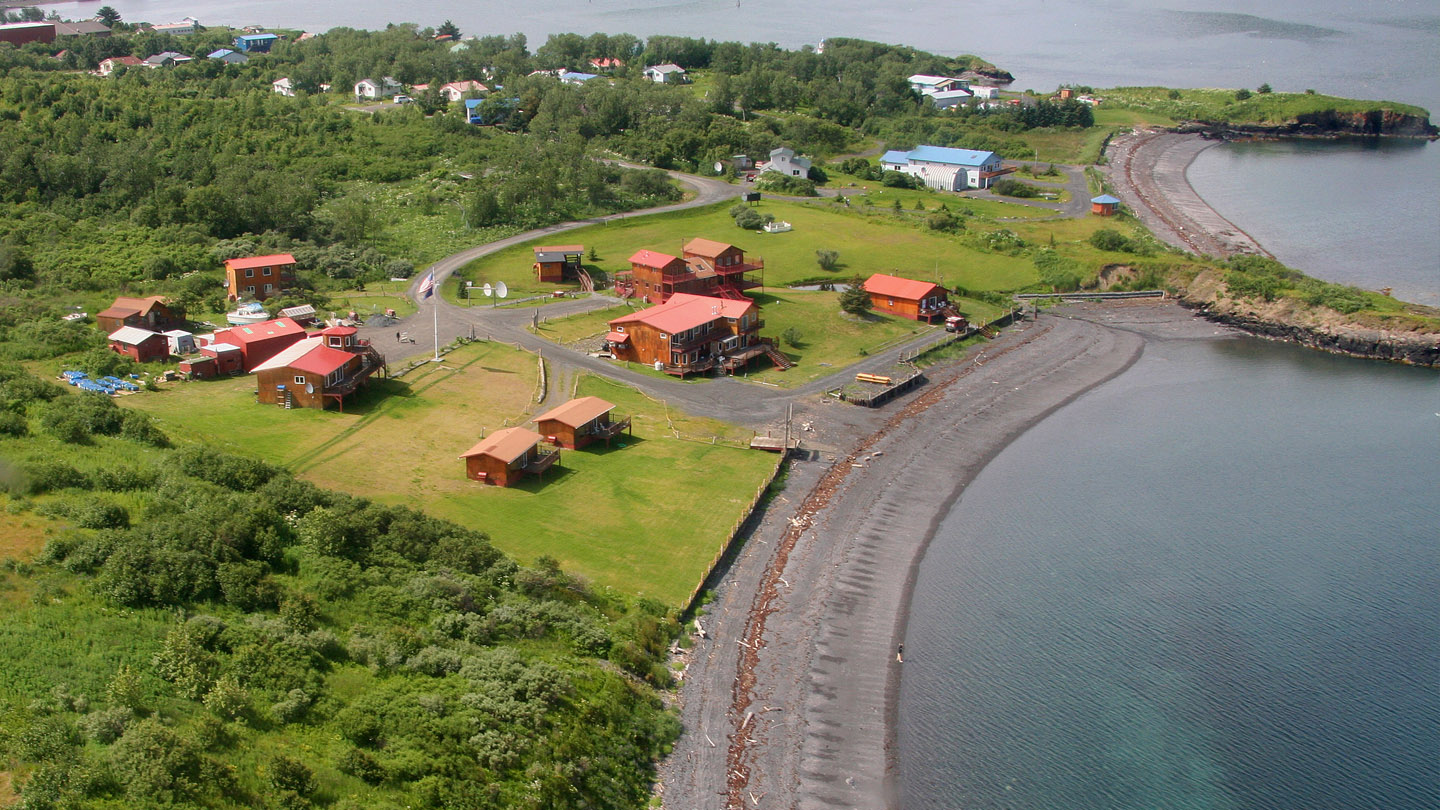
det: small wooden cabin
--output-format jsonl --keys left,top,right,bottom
{"left": 533, "top": 396, "right": 631, "bottom": 449}
{"left": 533, "top": 245, "right": 584, "bottom": 283}
{"left": 108, "top": 326, "right": 170, "bottom": 363}
{"left": 862, "top": 273, "right": 951, "bottom": 323}
{"left": 460, "top": 427, "right": 560, "bottom": 486}
{"left": 1091, "top": 194, "right": 1120, "bottom": 216}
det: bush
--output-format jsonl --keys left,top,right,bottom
{"left": 926, "top": 211, "right": 963, "bottom": 233}
{"left": 1089, "top": 229, "right": 1131, "bottom": 252}
{"left": 839, "top": 282, "right": 872, "bottom": 315}
{"left": 0, "top": 410, "right": 27, "bottom": 436}
{"left": 992, "top": 179, "right": 1040, "bottom": 198}
{"left": 880, "top": 170, "right": 916, "bottom": 188}
{"left": 815, "top": 249, "right": 840, "bottom": 271}
{"left": 14, "top": 461, "right": 90, "bottom": 495}
{"left": 1235, "top": 88, "right": 1253, "bottom": 101}
{"left": 781, "top": 327, "right": 803, "bottom": 348}
{"left": 733, "top": 208, "right": 765, "bottom": 230}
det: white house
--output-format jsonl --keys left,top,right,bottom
{"left": 643, "top": 63, "right": 687, "bottom": 83}
{"left": 354, "top": 77, "right": 401, "bottom": 101}
{"left": 152, "top": 18, "right": 198, "bottom": 36}
{"left": 908, "top": 74, "right": 968, "bottom": 95}
{"left": 880, "top": 145, "right": 1009, "bottom": 191}
{"left": 98, "top": 56, "right": 142, "bottom": 76}
{"left": 929, "top": 88, "right": 973, "bottom": 110}
{"left": 761, "top": 147, "right": 812, "bottom": 179}
{"left": 971, "top": 85, "right": 999, "bottom": 100}
{"left": 440, "top": 80, "right": 488, "bottom": 102}
{"left": 142, "top": 51, "right": 192, "bottom": 68}
{"left": 272, "top": 77, "right": 295, "bottom": 96}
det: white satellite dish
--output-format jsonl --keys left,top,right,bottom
{"left": 305, "top": 383, "right": 314, "bottom": 394}
{"left": 482, "top": 283, "right": 493, "bottom": 297}
{"left": 495, "top": 281, "right": 509, "bottom": 299}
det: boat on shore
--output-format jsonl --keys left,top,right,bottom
{"left": 225, "top": 302, "right": 269, "bottom": 325}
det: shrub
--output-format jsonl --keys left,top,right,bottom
{"left": 1235, "top": 88, "right": 1253, "bottom": 101}
{"left": 815, "top": 249, "right": 840, "bottom": 271}
{"left": 781, "top": 327, "right": 803, "bottom": 348}
{"left": 992, "top": 179, "right": 1040, "bottom": 198}
{"left": 880, "top": 170, "right": 916, "bottom": 188}
{"left": 1089, "top": 229, "right": 1131, "bottom": 252}
{"left": 14, "top": 461, "right": 90, "bottom": 495}
{"left": 202, "top": 675, "right": 249, "bottom": 721}
{"left": 733, "top": 208, "right": 765, "bottom": 230}
{"left": 0, "top": 410, "right": 27, "bottom": 436}
{"left": 81, "top": 706, "right": 135, "bottom": 744}
{"left": 926, "top": 211, "right": 963, "bottom": 233}
{"left": 839, "top": 282, "right": 872, "bottom": 315}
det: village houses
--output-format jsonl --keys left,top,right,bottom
{"left": 460, "top": 427, "right": 559, "bottom": 487}
{"left": 612, "top": 238, "right": 763, "bottom": 303}
{"left": 606, "top": 292, "right": 777, "bottom": 377}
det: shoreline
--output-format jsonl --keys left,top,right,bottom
{"left": 661, "top": 302, "right": 1226, "bottom": 809}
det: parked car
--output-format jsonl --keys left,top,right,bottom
{"left": 393, "top": 95, "right": 413, "bottom": 104}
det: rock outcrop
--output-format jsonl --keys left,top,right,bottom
{"left": 1176, "top": 109, "right": 1438, "bottom": 139}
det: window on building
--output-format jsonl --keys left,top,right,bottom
{"left": 264, "top": 284, "right": 273, "bottom": 293}
{"left": 293, "top": 375, "right": 305, "bottom": 385}
{"left": 245, "top": 268, "right": 254, "bottom": 278}
{"left": 245, "top": 285, "right": 255, "bottom": 293}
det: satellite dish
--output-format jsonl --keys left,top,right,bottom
{"left": 495, "top": 281, "right": 509, "bottom": 299}
{"left": 482, "top": 283, "right": 493, "bottom": 297}
{"left": 306, "top": 383, "right": 314, "bottom": 394}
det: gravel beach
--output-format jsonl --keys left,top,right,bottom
{"left": 662, "top": 303, "right": 1233, "bottom": 810}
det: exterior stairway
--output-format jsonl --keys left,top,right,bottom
{"left": 762, "top": 343, "right": 794, "bottom": 370}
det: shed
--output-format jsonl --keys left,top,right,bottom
{"left": 532, "top": 245, "right": 584, "bottom": 283}
{"left": 179, "top": 355, "right": 218, "bottom": 379}
{"left": 459, "top": 427, "right": 559, "bottom": 487}
{"left": 199, "top": 342, "right": 244, "bottom": 375}
{"left": 533, "top": 396, "right": 631, "bottom": 449}
{"left": 1091, "top": 194, "right": 1121, "bottom": 216}
{"left": 162, "top": 329, "right": 196, "bottom": 356}
{"left": 108, "top": 326, "right": 170, "bottom": 363}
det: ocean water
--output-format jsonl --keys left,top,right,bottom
{"left": 898, "top": 335, "right": 1440, "bottom": 809}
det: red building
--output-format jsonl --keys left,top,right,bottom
{"left": 179, "top": 356, "right": 219, "bottom": 379}
{"left": 0, "top": 22, "right": 56, "bottom": 46}
{"left": 108, "top": 326, "right": 171, "bottom": 363}
{"left": 199, "top": 342, "right": 244, "bottom": 375}
{"left": 96, "top": 296, "right": 185, "bottom": 335}
{"left": 459, "top": 427, "right": 559, "bottom": 486}
{"left": 532, "top": 245, "right": 584, "bottom": 283}
{"left": 607, "top": 293, "right": 775, "bottom": 376}
{"left": 613, "top": 239, "right": 762, "bottom": 303}
{"left": 211, "top": 318, "right": 308, "bottom": 372}
{"left": 1090, "top": 194, "right": 1121, "bottom": 216}
{"left": 862, "top": 273, "right": 953, "bottom": 323}
{"left": 533, "top": 396, "right": 631, "bottom": 449}
{"left": 224, "top": 254, "right": 298, "bottom": 301}
{"left": 251, "top": 334, "right": 385, "bottom": 412}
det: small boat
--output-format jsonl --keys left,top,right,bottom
{"left": 225, "top": 302, "right": 269, "bottom": 325}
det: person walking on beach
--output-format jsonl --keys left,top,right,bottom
{"left": 896, "top": 643, "right": 904, "bottom": 663}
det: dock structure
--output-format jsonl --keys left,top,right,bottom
{"left": 834, "top": 364, "right": 925, "bottom": 407}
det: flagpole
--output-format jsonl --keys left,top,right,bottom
{"left": 432, "top": 295, "right": 439, "bottom": 362}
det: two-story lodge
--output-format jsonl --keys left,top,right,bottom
{"left": 606, "top": 292, "right": 780, "bottom": 376}
{"left": 250, "top": 326, "right": 385, "bottom": 411}
{"left": 613, "top": 238, "right": 763, "bottom": 304}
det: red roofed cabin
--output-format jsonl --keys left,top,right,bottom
{"left": 862, "top": 273, "right": 953, "bottom": 323}
{"left": 210, "top": 318, "right": 308, "bottom": 372}
{"left": 533, "top": 396, "right": 631, "bottom": 449}
{"left": 108, "top": 326, "right": 171, "bottom": 363}
{"left": 224, "top": 254, "right": 297, "bottom": 301}
{"left": 533, "top": 245, "right": 584, "bottom": 283}
{"left": 613, "top": 239, "right": 762, "bottom": 303}
{"left": 251, "top": 329, "right": 386, "bottom": 411}
{"left": 460, "top": 427, "right": 560, "bottom": 487}
{"left": 607, "top": 293, "right": 770, "bottom": 376}
{"left": 96, "top": 296, "right": 185, "bottom": 334}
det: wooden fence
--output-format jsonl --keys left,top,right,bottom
{"left": 682, "top": 454, "right": 786, "bottom": 614}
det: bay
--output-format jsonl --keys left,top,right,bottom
{"left": 899, "top": 336, "right": 1440, "bottom": 809}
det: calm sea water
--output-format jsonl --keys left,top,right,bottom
{"left": 899, "top": 335, "right": 1440, "bottom": 809}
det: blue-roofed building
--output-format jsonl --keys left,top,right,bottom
{"left": 207, "top": 48, "right": 249, "bottom": 64}
{"left": 466, "top": 97, "right": 517, "bottom": 125}
{"left": 879, "top": 145, "right": 1011, "bottom": 191}
{"left": 234, "top": 33, "right": 279, "bottom": 53}
{"left": 559, "top": 70, "right": 599, "bottom": 85}
{"left": 1090, "top": 194, "right": 1121, "bottom": 216}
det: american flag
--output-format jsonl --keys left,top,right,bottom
{"left": 417, "top": 271, "right": 435, "bottom": 299}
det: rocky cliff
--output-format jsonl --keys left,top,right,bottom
{"left": 1176, "top": 271, "right": 1440, "bottom": 366}
{"left": 1176, "top": 109, "right": 1438, "bottom": 139}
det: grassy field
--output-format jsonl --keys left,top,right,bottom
{"left": 1102, "top": 86, "right": 1431, "bottom": 125}
{"left": 121, "top": 341, "right": 777, "bottom": 605}
{"left": 453, "top": 199, "right": 1045, "bottom": 302}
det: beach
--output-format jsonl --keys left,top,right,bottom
{"left": 661, "top": 302, "right": 1236, "bottom": 809}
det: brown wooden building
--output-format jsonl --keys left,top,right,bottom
{"left": 96, "top": 296, "right": 185, "bottom": 334}
{"left": 108, "top": 326, "right": 171, "bottom": 363}
{"left": 607, "top": 293, "right": 775, "bottom": 376}
{"left": 224, "top": 254, "right": 297, "bottom": 302}
{"left": 862, "top": 273, "right": 952, "bottom": 323}
{"left": 533, "top": 396, "right": 631, "bottom": 449}
{"left": 459, "top": 427, "right": 560, "bottom": 487}
{"left": 1090, "top": 194, "right": 1121, "bottom": 216}
{"left": 251, "top": 335, "right": 385, "bottom": 411}
{"left": 613, "top": 239, "right": 762, "bottom": 303}
{"left": 532, "top": 245, "right": 584, "bottom": 283}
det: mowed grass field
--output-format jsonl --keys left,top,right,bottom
{"left": 452, "top": 199, "right": 1042, "bottom": 300}
{"left": 122, "top": 342, "right": 777, "bottom": 605}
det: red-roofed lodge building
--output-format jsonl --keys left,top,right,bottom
{"left": 210, "top": 318, "right": 309, "bottom": 372}
{"left": 96, "top": 296, "right": 185, "bottom": 334}
{"left": 607, "top": 293, "right": 778, "bottom": 376}
{"left": 613, "top": 238, "right": 762, "bottom": 303}
{"left": 224, "top": 254, "right": 297, "bottom": 301}
{"left": 251, "top": 330, "right": 385, "bottom": 411}
{"left": 862, "top": 273, "right": 953, "bottom": 323}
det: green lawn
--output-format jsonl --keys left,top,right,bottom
{"left": 120, "top": 342, "right": 777, "bottom": 606}
{"left": 453, "top": 199, "right": 1046, "bottom": 302}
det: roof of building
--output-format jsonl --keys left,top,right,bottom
{"left": 561, "top": 71, "right": 598, "bottom": 81}
{"left": 161, "top": 329, "right": 193, "bottom": 338}
{"left": 629, "top": 249, "right": 682, "bottom": 269}
{"left": 98, "top": 295, "right": 169, "bottom": 319}
{"left": 442, "top": 80, "right": 488, "bottom": 93}
{"left": 590, "top": 57, "right": 624, "bottom": 67}
{"left": 885, "top": 145, "right": 998, "bottom": 168}
{"left": 237, "top": 33, "right": 279, "bottom": 42}
{"left": 534, "top": 396, "right": 615, "bottom": 428}
{"left": 278, "top": 304, "right": 315, "bottom": 319}
{"left": 1091, "top": 194, "right": 1121, "bottom": 204}
{"left": 320, "top": 325, "right": 356, "bottom": 336}
{"left": 55, "top": 21, "right": 111, "bottom": 36}
{"left": 930, "top": 88, "right": 973, "bottom": 101}
{"left": 646, "top": 63, "right": 685, "bottom": 73}
{"left": 144, "top": 52, "right": 188, "bottom": 65}
{"left": 209, "top": 49, "right": 234, "bottom": 58}
{"left": 683, "top": 238, "right": 739, "bottom": 258}
{"left": 206, "top": 342, "right": 241, "bottom": 353}
{"left": 863, "top": 273, "right": 945, "bottom": 301}
{"left": 464, "top": 98, "right": 484, "bottom": 110}
{"left": 251, "top": 336, "right": 353, "bottom": 377}
{"left": 217, "top": 318, "right": 305, "bottom": 345}
{"left": 534, "top": 244, "right": 583, "bottom": 254}
{"left": 224, "top": 253, "right": 297, "bottom": 271}
{"left": 0, "top": 22, "right": 55, "bottom": 31}
{"left": 108, "top": 326, "right": 165, "bottom": 345}
{"left": 103, "top": 55, "right": 143, "bottom": 66}
{"left": 459, "top": 427, "right": 543, "bottom": 463}
{"left": 610, "top": 293, "right": 755, "bottom": 333}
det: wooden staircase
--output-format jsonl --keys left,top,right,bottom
{"left": 763, "top": 344, "right": 794, "bottom": 370}
{"left": 577, "top": 267, "right": 595, "bottom": 293}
